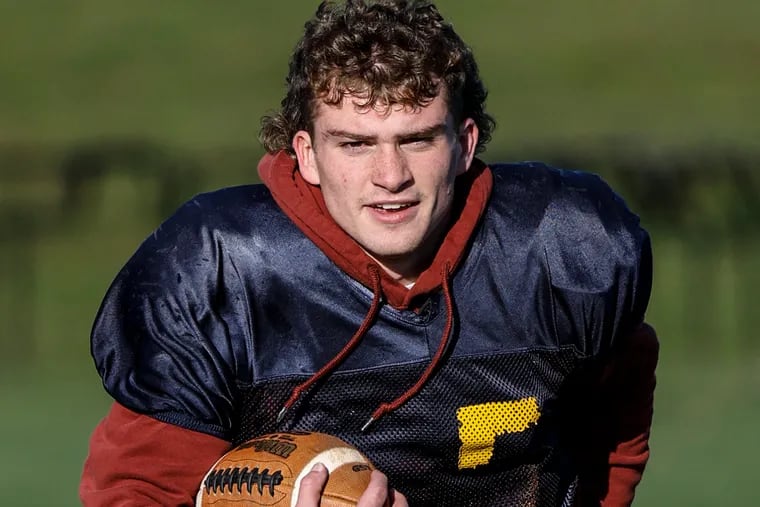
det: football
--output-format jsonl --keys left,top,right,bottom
{"left": 196, "top": 431, "right": 375, "bottom": 507}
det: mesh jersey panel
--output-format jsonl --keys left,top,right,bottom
{"left": 234, "top": 349, "right": 597, "bottom": 507}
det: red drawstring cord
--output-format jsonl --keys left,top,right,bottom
{"left": 362, "top": 262, "right": 455, "bottom": 432}
{"left": 277, "top": 265, "right": 383, "bottom": 424}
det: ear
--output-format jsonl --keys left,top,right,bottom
{"left": 293, "top": 130, "right": 320, "bottom": 185}
{"left": 456, "top": 118, "right": 479, "bottom": 175}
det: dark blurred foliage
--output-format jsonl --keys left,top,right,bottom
{"left": 1, "top": 140, "right": 758, "bottom": 367}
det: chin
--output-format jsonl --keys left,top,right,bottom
{"left": 366, "top": 240, "right": 418, "bottom": 256}
{"left": 368, "top": 246, "right": 422, "bottom": 267}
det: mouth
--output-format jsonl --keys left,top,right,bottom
{"left": 370, "top": 202, "right": 415, "bottom": 211}
{"left": 365, "top": 200, "right": 419, "bottom": 224}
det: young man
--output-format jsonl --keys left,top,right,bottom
{"left": 81, "top": 1, "right": 658, "bottom": 506}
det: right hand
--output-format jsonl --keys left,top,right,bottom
{"left": 295, "top": 463, "right": 408, "bottom": 507}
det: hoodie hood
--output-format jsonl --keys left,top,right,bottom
{"left": 257, "top": 150, "right": 493, "bottom": 310}
{"left": 258, "top": 150, "right": 493, "bottom": 429}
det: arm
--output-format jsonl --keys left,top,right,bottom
{"left": 541, "top": 169, "right": 657, "bottom": 505}
{"left": 602, "top": 322, "right": 659, "bottom": 506}
{"left": 580, "top": 323, "right": 660, "bottom": 507}
{"left": 80, "top": 402, "right": 231, "bottom": 506}
{"left": 82, "top": 197, "right": 255, "bottom": 504}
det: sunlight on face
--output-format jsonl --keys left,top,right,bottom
{"left": 293, "top": 92, "right": 478, "bottom": 283}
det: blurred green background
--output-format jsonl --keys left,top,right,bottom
{"left": 1, "top": 1, "right": 758, "bottom": 505}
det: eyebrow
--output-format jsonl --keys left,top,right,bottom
{"left": 323, "top": 123, "right": 449, "bottom": 142}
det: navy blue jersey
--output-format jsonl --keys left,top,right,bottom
{"left": 91, "top": 162, "right": 651, "bottom": 506}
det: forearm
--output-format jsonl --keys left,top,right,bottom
{"left": 600, "top": 323, "right": 659, "bottom": 506}
{"left": 80, "top": 402, "right": 231, "bottom": 506}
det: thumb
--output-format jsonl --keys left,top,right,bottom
{"left": 294, "top": 463, "right": 329, "bottom": 506}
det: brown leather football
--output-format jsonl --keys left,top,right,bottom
{"left": 196, "top": 431, "right": 374, "bottom": 507}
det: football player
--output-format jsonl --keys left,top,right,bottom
{"left": 81, "top": 1, "right": 658, "bottom": 506}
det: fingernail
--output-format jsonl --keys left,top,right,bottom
{"left": 311, "top": 462, "right": 326, "bottom": 472}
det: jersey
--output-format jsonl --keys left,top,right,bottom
{"left": 90, "top": 161, "right": 652, "bottom": 506}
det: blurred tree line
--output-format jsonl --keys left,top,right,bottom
{"left": 1, "top": 140, "right": 758, "bottom": 371}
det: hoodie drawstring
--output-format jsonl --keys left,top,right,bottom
{"left": 277, "top": 265, "right": 383, "bottom": 424}
{"left": 362, "top": 262, "right": 455, "bottom": 432}
{"left": 277, "top": 262, "right": 456, "bottom": 432}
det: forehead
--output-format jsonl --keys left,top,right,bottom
{"left": 311, "top": 91, "right": 453, "bottom": 134}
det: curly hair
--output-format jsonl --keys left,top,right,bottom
{"left": 259, "top": 0, "right": 495, "bottom": 155}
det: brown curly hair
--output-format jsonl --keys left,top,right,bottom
{"left": 259, "top": 0, "right": 495, "bottom": 155}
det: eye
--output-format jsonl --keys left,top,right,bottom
{"left": 339, "top": 140, "right": 369, "bottom": 151}
{"left": 402, "top": 137, "right": 435, "bottom": 149}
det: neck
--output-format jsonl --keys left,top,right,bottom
{"left": 363, "top": 252, "right": 421, "bottom": 287}
{"left": 362, "top": 215, "right": 450, "bottom": 287}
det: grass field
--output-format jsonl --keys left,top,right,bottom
{"left": 2, "top": 355, "right": 757, "bottom": 506}
{"left": 1, "top": 1, "right": 759, "bottom": 150}
{"left": 638, "top": 358, "right": 760, "bottom": 506}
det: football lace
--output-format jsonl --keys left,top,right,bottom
{"left": 202, "top": 466, "right": 284, "bottom": 496}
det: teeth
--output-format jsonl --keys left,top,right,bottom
{"left": 376, "top": 203, "right": 409, "bottom": 210}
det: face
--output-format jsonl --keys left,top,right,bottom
{"left": 292, "top": 91, "right": 479, "bottom": 282}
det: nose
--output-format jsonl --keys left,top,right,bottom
{"left": 371, "top": 146, "right": 412, "bottom": 192}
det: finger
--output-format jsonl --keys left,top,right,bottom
{"left": 357, "top": 469, "right": 392, "bottom": 507}
{"left": 391, "top": 487, "right": 409, "bottom": 506}
{"left": 294, "top": 462, "right": 328, "bottom": 507}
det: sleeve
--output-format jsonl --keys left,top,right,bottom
{"left": 83, "top": 197, "right": 258, "bottom": 504}
{"left": 602, "top": 322, "right": 659, "bottom": 506}
{"left": 578, "top": 323, "right": 659, "bottom": 507}
{"left": 539, "top": 168, "right": 657, "bottom": 504}
{"left": 91, "top": 198, "right": 253, "bottom": 438}
{"left": 80, "top": 402, "right": 232, "bottom": 506}
{"left": 90, "top": 197, "right": 254, "bottom": 438}
{"left": 540, "top": 168, "right": 653, "bottom": 357}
